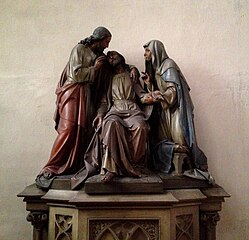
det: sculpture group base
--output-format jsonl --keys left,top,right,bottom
{"left": 40, "top": 172, "right": 211, "bottom": 193}
{"left": 18, "top": 177, "right": 229, "bottom": 240}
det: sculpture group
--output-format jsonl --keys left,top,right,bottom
{"left": 35, "top": 26, "right": 211, "bottom": 190}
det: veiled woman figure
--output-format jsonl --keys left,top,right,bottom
{"left": 143, "top": 40, "right": 207, "bottom": 173}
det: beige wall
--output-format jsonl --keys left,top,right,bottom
{"left": 1, "top": 1, "right": 248, "bottom": 239}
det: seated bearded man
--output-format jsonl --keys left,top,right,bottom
{"left": 93, "top": 51, "right": 152, "bottom": 182}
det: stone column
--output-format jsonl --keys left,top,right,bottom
{"left": 26, "top": 211, "right": 48, "bottom": 240}
{"left": 200, "top": 211, "right": 220, "bottom": 240}
{"left": 17, "top": 184, "right": 49, "bottom": 240}
{"left": 199, "top": 185, "right": 229, "bottom": 240}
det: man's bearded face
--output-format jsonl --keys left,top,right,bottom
{"left": 107, "top": 51, "right": 122, "bottom": 67}
{"left": 95, "top": 36, "right": 112, "bottom": 54}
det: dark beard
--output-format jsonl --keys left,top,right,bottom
{"left": 94, "top": 46, "right": 105, "bottom": 56}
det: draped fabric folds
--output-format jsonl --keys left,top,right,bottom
{"left": 144, "top": 40, "right": 207, "bottom": 173}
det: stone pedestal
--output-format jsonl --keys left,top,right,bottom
{"left": 18, "top": 181, "right": 229, "bottom": 240}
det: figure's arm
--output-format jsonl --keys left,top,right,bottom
{"left": 93, "top": 91, "right": 109, "bottom": 130}
{"left": 129, "top": 67, "right": 163, "bottom": 104}
{"left": 134, "top": 83, "right": 153, "bottom": 104}
{"left": 133, "top": 77, "right": 161, "bottom": 104}
{"left": 161, "top": 82, "right": 177, "bottom": 106}
{"left": 69, "top": 46, "right": 105, "bottom": 83}
{"left": 159, "top": 68, "right": 178, "bottom": 107}
{"left": 141, "top": 72, "right": 154, "bottom": 91}
{"left": 129, "top": 65, "right": 140, "bottom": 83}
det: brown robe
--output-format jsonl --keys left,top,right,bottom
{"left": 70, "top": 71, "right": 150, "bottom": 189}
{"left": 99, "top": 72, "right": 149, "bottom": 177}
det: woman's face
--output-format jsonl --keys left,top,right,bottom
{"left": 144, "top": 48, "right": 152, "bottom": 61}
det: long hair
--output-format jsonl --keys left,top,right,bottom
{"left": 79, "top": 26, "right": 112, "bottom": 46}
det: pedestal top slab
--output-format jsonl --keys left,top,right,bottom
{"left": 201, "top": 185, "right": 230, "bottom": 198}
{"left": 169, "top": 189, "right": 207, "bottom": 202}
{"left": 39, "top": 189, "right": 179, "bottom": 208}
{"left": 42, "top": 189, "right": 78, "bottom": 202}
{"left": 84, "top": 173, "right": 164, "bottom": 194}
{"left": 70, "top": 191, "right": 179, "bottom": 208}
{"left": 17, "top": 184, "right": 46, "bottom": 198}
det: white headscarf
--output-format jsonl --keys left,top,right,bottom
{"left": 143, "top": 40, "right": 169, "bottom": 72}
{"left": 144, "top": 40, "right": 182, "bottom": 76}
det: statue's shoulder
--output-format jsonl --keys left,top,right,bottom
{"left": 71, "top": 43, "right": 88, "bottom": 54}
{"left": 164, "top": 58, "right": 178, "bottom": 70}
{"left": 159, "top": 58, "right": 179, "bottom": 76}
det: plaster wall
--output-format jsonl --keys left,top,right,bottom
{"left": 0, "top": 1, "right": 248, "bottom": 239}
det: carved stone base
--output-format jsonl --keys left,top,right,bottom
{"left": 44, "top": 190, "right": 203, "bottom": 240}
{"left": 18, "top": 183, "right": 229, "bottom": 240}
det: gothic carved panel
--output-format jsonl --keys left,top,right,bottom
{"left": 54, "top": 214, "right": 73, "bottom": 240}
{"left": 176, "top": 214, "right": 193, "bottom": 240}
{"left": 89, "top": 219, "right": 159, "bottom": 240}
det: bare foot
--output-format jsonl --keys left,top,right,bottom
{"left": 101, "top": 171, "right": 116, "bottom": 183}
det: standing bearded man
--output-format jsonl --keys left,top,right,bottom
{"left": 35, "top": 27, "right": 112, "bottom": 189}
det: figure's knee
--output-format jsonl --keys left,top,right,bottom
{"left": 57, "top": 118, "right": 76, "bottom": 134}
{"left": 105, "top": 118, "right": 120, "bottom": 129}
{"left": 136, "top": 121, "right": 149, "bottom": 133}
